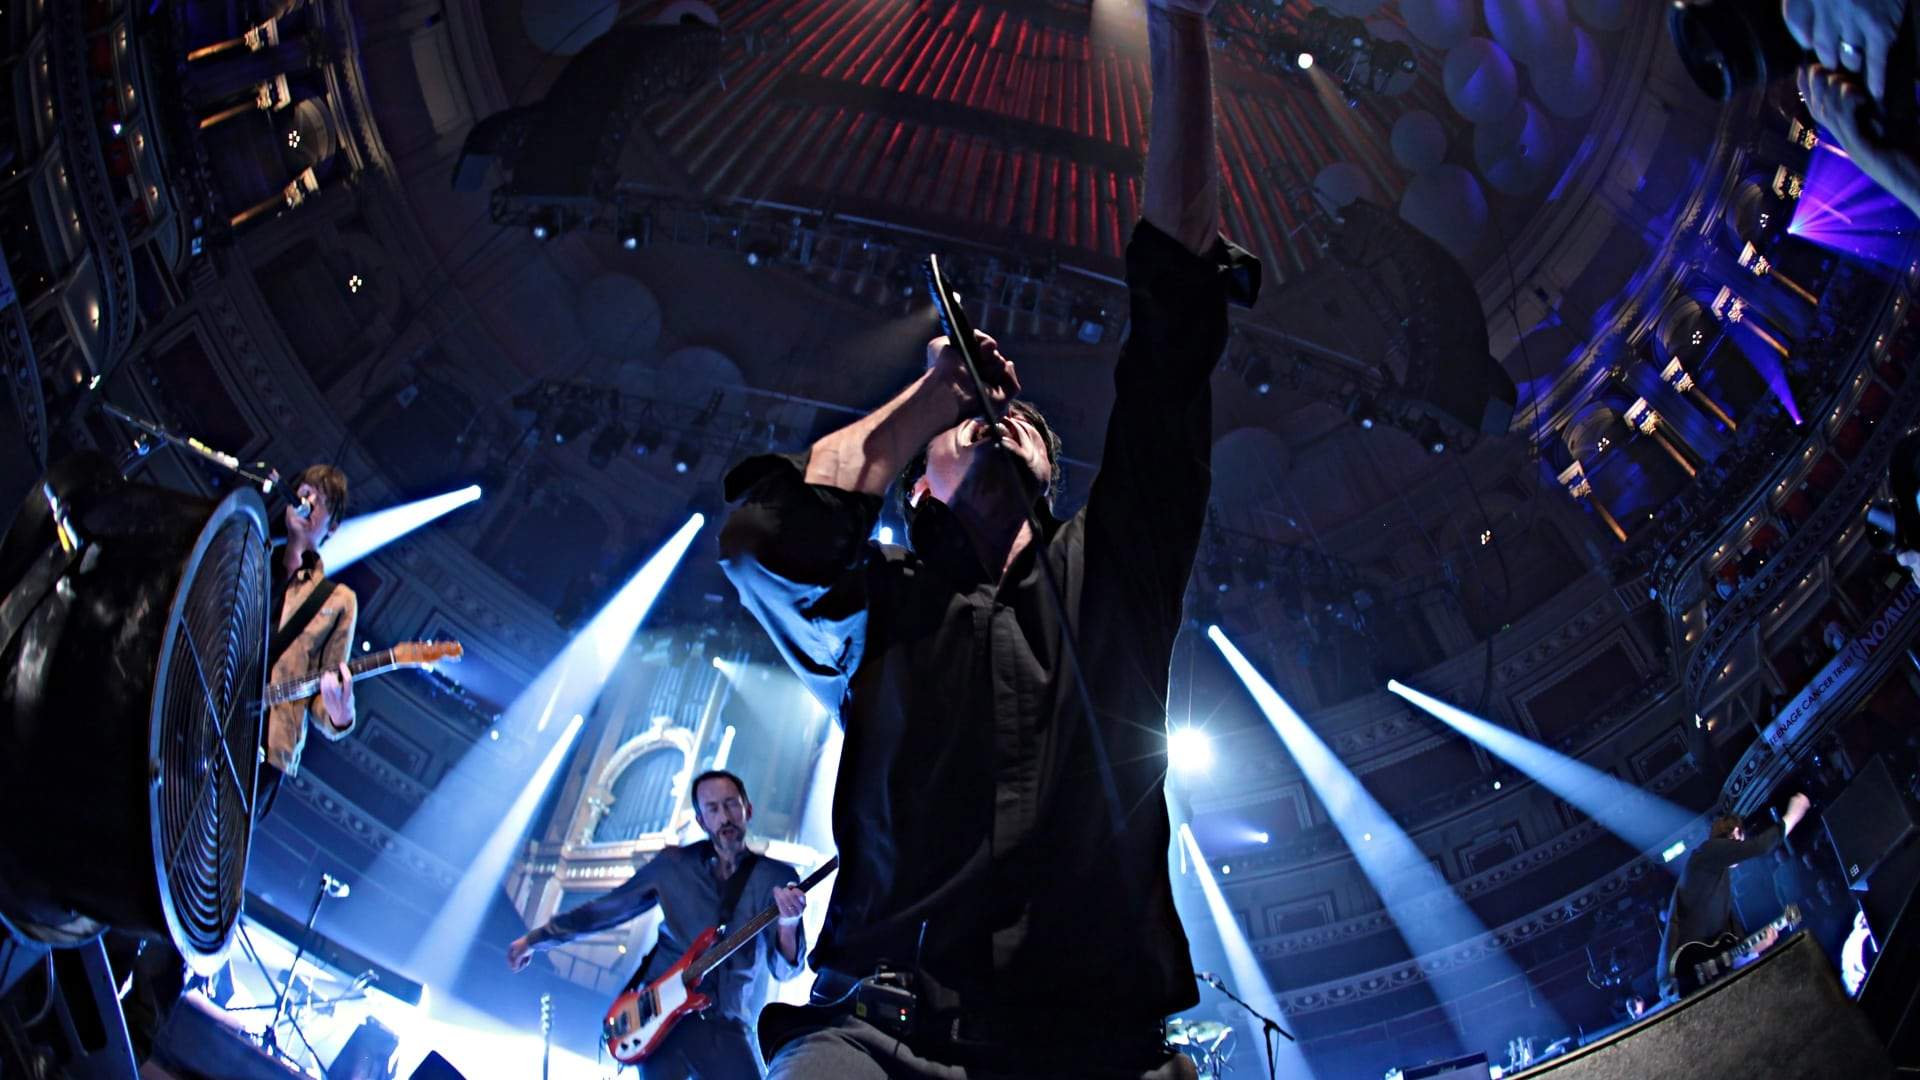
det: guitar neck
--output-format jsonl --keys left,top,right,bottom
{"left": 689, "top": 857, "right": 839, "bottom": 983}
{"left": 1730, "top": 909, "right": 1800, "bottom": 963}
{"left": 265, "top": 649, "right": 397, "bottom": 706}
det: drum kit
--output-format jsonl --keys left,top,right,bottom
{"left": 1168, "top": 1015, "right": 1238, "bottom": 1078}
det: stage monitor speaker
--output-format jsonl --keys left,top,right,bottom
{"left": 328, "top": 1017, "right": 398, "bottom": 1080}
{"left": 1506, "top": 933, "right": 1888, "bottom": 1079}
{"left": 1825, "top": 755, "right": 1918, "bottom": 889}
{"left": 408, "top": 1051, "right": 467, "bottom": 1080}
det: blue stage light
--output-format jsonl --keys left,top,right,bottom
{"left": 325, "top": 485, "right": 482, "bottom": 571}
{"left": 1208, "top": 627, "right": 1549, "bottom": 1055}
{"left": 1387, "top": 680, "right": 1696, "bottom": 862}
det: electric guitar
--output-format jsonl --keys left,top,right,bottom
{"left": 1668, "top": 904, "right": 1802, "bottom": 995}
{"left": 264, "top": 640, "right": 463, "bottom": 706}
{"left": 602, "top": 856, "right": 838, "bottom": 1065}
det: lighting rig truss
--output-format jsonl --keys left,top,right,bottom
{"left": 490, "top": 188, "right": 1129, "bottom": 347}
{"left": 1211, "top": 2, "right": 1417, "bottom": 103}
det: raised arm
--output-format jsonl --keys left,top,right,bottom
{"left": 802, "top": 332, "right": 1017, "bottom": 496}
{"left": 1143, "top": 0, "right": 1222, "bottom": 256}
{"left": 1082, "top": 0, "right": 1257, "bottom": 632}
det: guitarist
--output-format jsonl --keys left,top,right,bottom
{"left": 506, "top": 770, "right": 808, "bottom": 1079}
{"left": 257, "top": 463, "right": 357, "bottom": 820}
{"left": 1657, "top": 792, "right": 1812, "bottom": 1000}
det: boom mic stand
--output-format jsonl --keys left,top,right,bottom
{"left": 100, "top": 403, "right": 280, "bottom": 492}
{"left": 1196, "top": 971, "right": 1294, "bottom": 1080}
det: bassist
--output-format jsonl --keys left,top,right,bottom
{"left": 1657, "top": 792, "right": 1811, "bottom": 1000}
{"left": 507, "top": 770, "right": 807, "bottom": 1079}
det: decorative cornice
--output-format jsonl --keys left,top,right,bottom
{"left": 48, "top": 0, "right": 137, "bottom": 368}
{"left": 1274, "top": 857, "right": 1658, "bottom": 1017}
{"left": 1241, "top": 754, "right": 1697, "bottom": 957}
{"left": 282, "top": 768, "right": 459, "bottom": 892}
{"left": 1253, "top": 818, "right": 1613, "bottom": 958}
{"left": 0, "top": 300, "right": 47, "bottom": 467}
{"left": 1494, "top": 595, "right": 1622, "bottom": 686}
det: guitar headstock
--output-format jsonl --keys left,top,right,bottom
{"left": 1781, "top": 903, "right": 1802, "bottom": 927}
{"left": 391, "top": 640, "right": 464, "bottom": 667}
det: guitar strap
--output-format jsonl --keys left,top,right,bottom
{"left": 715, "top": 848, "right": 763, "bottom": 932}
{"left": 618, "top": 845, "right": 763, "bottom": 995}
{"left": 270, "top": 578, "right": 337, "bottom": 668}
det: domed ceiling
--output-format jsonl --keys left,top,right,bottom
{"left": 330, "top": 0, "right": 1721, "bottom": 680}
{"left": 113, "top": 0, "right": 1905, "bottom": 1064}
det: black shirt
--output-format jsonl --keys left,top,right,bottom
{"left": 718, "top": 220, "right": 1258, "bottom": 1025}
{"left": 1658, "top": 824, "right": 1783, "bottom": 992}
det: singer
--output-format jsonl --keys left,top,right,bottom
{"left": 257, "top": 464, "right": 358, "bottom": 820}
{"left": 718, "top": 1, "right": 1258, "bottom": 1076}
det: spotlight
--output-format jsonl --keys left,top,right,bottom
{"left": 1417, "top": 418, "right": 1447, "bottom": 454}
{"left": 551, "top": 405, "right": 596, "bottom": 445}
{"left": 618, "top": 213, "right": 650, "bottom": 251}
{"left": 1296, "top": 51, "right": 1315, "bottom": 70}
{"left": 1168, "top": 726, "right": 1214, "bottom": 773}
{"left": 1254, "top": 830, "right": 1270, "bottom": 844}
{"left": 743, "top": 241, "right": 778, "bottom": 268}
{"left": 1346, "top": 394, "right": 1378, "bottom": 430}
{"left": 631, "top": 428, "right": 660, "bottom": 457}
{"left": 529, "top": 210, "right": 559, "bottom": 241}
{"left": 1070, "top": 300, "right": 1108, "bottom": 345}
{"left": 1244, "top": 356, "right": 1274, "bottom": 396}
{"left": 587, "top": 422, "right": 627, "bottom": 469}
{"left": 672, "top": 440, "right": 702, "bottom": 474}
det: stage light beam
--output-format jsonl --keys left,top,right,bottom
{"left": 324, "top": 485, "right": 482, "bottom": 571}
{"left": 373, "top": 515, "right": 705, "bottom": 989}
{"left": 1387, "top": 680, "right": 1696, "bottom": 861}
{"left": 1208, "top": 627, "right": 1547, "bottom": 1053}
{"left": 409, "top": 715, "right": 584, "bottom": 985}
{"left": 1177, "top": 823, "right": 1316, "bottom": 1079}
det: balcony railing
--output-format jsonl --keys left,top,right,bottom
{"left": 1678, "top": 289, "right": 1920, "bottom": 713}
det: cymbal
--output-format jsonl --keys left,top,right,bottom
{"left": 1167, "top": 1018, "right": 1231, "bottom": 1045}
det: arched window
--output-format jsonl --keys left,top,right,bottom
{"left": 592, "top": 746, "right": 687, "bottom": 844}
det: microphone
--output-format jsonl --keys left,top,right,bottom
{"left": 293, "top": 494, "right": 314, "bottom": 520}
{"left": 321, "top": 873, "right": 351, "bottom": 900}
{"left": 1195, "top": 971, "right": 1225, "bottom": 990}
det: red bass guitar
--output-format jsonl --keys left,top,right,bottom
{"left": 602, "top": 856, "right": 838, "bottom": 1065}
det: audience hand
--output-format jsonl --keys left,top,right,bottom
{"left": 1799, "top": 65, "right": 1920, "bottom": 215}
{"left": 1783, "top": 0, "right": 1906, "bottom": 103}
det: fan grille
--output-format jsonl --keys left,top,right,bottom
{"left": 154, "top": 510, "right": 268, "bottom": 959}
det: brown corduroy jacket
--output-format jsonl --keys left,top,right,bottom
{"left": 266, "top": 561, "right": 358, "bottom": 776}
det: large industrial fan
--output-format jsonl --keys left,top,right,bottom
{"left": 0, "top": 454, "right": 270, "bottom": 1074}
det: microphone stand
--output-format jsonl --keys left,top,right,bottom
{"left": 263, "top": 874, "right": 345, "bottom": 1062}
{"left": 100, "top": 403, "right": 280, "bottom": 492}
{"left": 1197, "top": 973, "right": 1294, "bottom": 1080}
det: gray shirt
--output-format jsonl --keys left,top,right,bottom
{"left": 533, "top": 842, "right": 807, "bottom": 1027}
